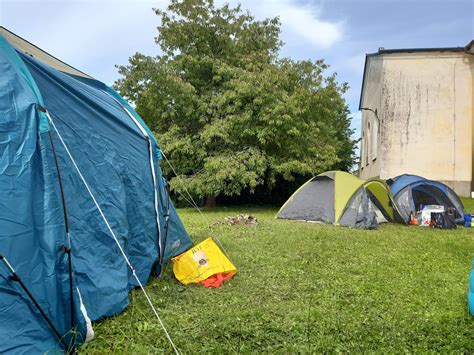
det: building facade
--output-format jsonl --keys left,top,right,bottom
{"left": 359, "top": 41, "right": 474, "bottom": 196}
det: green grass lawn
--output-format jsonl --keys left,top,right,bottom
{"left": 82, "top": 204, "right": 474, "bottom": 353}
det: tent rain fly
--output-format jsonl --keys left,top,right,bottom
{"left": 277, "top": 171, "right": 399, "bottom": 229}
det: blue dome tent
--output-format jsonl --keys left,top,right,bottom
{"left": 387, "top": 174, "right": 465, "bottom": 224}
{"left": 0, "top": 28, "right": 192, "bottom": 353}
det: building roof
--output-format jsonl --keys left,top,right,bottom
{"left": 0, "top": 26, "right": 92, "bottom": 79}
{"left": 374, "top": 46, "right": 467, "bottom": 55}
{"left": 359, "top": 40, "right": 474, "bottom": 110}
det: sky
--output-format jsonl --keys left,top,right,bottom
{"left": 0, "top": 0, "right": 473, "bottom": 140}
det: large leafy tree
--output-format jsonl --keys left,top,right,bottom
{"left": 115, "top": 0, "right": 355, "bottom": 206}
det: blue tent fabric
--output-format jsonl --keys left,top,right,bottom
{"left": 469, "top": 260, "right": 474, "bottom": 316}
{"left": 388, "top": 174, "right": 427, "bottom": 196}
{"left": 0, "top": 34, "right": 192, "bottom": 353}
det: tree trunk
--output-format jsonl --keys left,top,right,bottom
{"left": 206, "top": 196, "right": 216, "bottom": 208}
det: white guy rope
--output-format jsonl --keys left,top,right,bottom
{"left": 101, "top": 91, "right": 163, "bottom": 264}
{"left": 161, "top": 152, "right": 204, "bottom": 217}
{"left": 45, "top": 111, "right": 179, "bottom": 354}
{"left": 160, "top": 152, "right": 234, "bottom": 264}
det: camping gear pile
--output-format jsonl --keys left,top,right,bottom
{"left": 408, "top": 205, "right": 457, "bottom": 228}
{"left": 277, "top": 171, "right": 465, "bottom": 230}
{"left": 0, "top": 31, "right": 194, "bottom": 353}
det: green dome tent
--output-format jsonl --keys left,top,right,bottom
{"left": 276, "top": 171, "right": 399, "bottom": 228}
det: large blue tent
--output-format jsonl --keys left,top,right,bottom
{"left": 0, "top": 29, "right": 192, "bottom": 353}
{"left": 387, "top": 174, "right": 464, "bottom": 224}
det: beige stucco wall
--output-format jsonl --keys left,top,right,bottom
{"left": 360, "top": 51, "right": 474, "bottom": 196}
{"left": 359, "top": 56, "right": 383, "bottom": 179}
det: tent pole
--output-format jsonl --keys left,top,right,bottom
{"left": 0, "top": 255, "right": 69, "bottom": 349}
{"left": 159, "top": 182, "right": 171, "bottom": 277}
{"left": 48, "top": 122, "right": 77, "bottom": 352}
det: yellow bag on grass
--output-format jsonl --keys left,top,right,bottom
{"left": 172, "top": 237, "right": 236, "bottom": 285}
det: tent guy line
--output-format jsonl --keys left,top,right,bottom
{"left": 160, "top": 151, "right": 234, "bottom": 264}
{"left": 44, "top": 108, "right": 180, "bottom": 355}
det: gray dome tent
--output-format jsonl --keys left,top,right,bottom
{"left": 277, "top": 171, "right": 399, "bottom": 229}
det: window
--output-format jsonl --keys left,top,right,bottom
{"left": 366, "top": 122, "right": 370, "bottom": 166}
{"left": 361, "top": 131, "right": 365, "bottom": 170}
{"left": 370, "top": 118, "right": 378, "bottom": 161}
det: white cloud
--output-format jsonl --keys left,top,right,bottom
{"left": 240, "top": 0, "right": 344, "bottom": 49}
{"left": 1, "top": 0, "right": 343, "bottom": 84}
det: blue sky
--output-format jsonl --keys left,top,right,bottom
{"left": 1, "top": 0, "right": 473, "bottom": 139}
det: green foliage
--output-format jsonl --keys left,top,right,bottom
{"left": 115, "top": 0, "right": 356, "bottom": 202}
{"left": 82, "top": 206, "right": 474, "bottom": 353}
{"left": 461, "top": 197, "right": 474, "bottom": 213}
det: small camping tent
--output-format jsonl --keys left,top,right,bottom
{"left": 276, "top": 171, "right": 398, "bottom": 228}
{"left": 387, "top": 174, "right": 465, "bottom": 224}
{"left": 0, "top": 28, "right": 192, "bottom": 353}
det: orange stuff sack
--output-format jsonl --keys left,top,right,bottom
{"left": 199, "top": 272, "right": 234, "bottom": 288}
